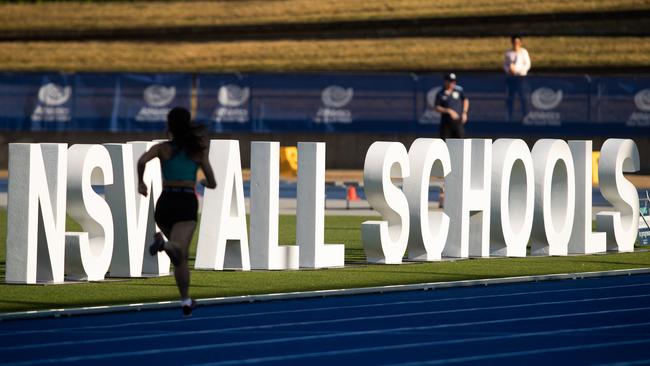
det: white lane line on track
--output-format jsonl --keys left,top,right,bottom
{"left": 5, "top": 309, "right": 650, "bottom": 366}
{"left": 1, "top": 292, "right": 648, "bottom": 352}
{"left": 4, "top": 269, "right": 650, "bottom": 323}
{"left": 132, "top": 322, "right": 650, "bottom": 366}
{"left": 595, "top": 360, "right": 650, "bottom": 366}
{"left": 203, "top": 342, "right": 650, "bottom": 366}
{"left": 2, "top": 281, "right": 649, "bottom": 337}
{"left": 1, "top": 289, "right": 649, "bottom": 356}
{"left": 386, "top": 339, "right": 650, "bottom": 366}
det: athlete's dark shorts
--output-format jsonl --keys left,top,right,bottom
{"left": 154, "top": 188, "right": 198, "bottom": 231}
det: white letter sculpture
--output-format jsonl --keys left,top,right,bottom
{"left": 490, "top": 139, "right": 534, "bottom": 257}
{"left": 196, "top": 140, "right": 251, "bottom": 270}
{"left": 65, "top": 144, "right": 115, "bottom": 281}
{"left": 403, "top": 138, "right": 451, "bottom": 261}
{"left": 250, "top": 142, "right": 299, "bottom": 270}
{"left": 444, "top": 139, "right": 492, "bottom": 258}
{"left": 531, "top": 139, "right": 576, "bottom": 256}
{"left": 596, "top": 139, "right": 640, "bottom": 252}
{"left": 6, "top": 143, "right": 67, "bottom": 284}
{"left": 569, "top": 140, "right": 606, "bottom": 254}
{"left": 362, "top": 142, "right": 410, "bottom": 264}
{"left": 297, "top": 142, "right": 344, "bottom": 268}
{"left": 104, "top": 141, "right": 169, "bottom": 277}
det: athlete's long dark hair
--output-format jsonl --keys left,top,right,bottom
{"left": 167, "top": 107, "right": 206, "bottom": 158}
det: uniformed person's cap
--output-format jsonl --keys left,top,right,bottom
{"left": 444, "top": 73, "right": 457, "bottom": 81}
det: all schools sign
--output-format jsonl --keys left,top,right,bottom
{"left": 5, "top": 138, "right": 641, "bottom": 284}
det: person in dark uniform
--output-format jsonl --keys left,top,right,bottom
{"left": 434, "top": 73, "right": 469, "bottom": 209}
{"left": 434, "top": 72, "right": 469, "bottom": 139}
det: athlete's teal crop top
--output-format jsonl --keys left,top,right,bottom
{"left": 161, "top": 143, "right": 199, "bottom": 181}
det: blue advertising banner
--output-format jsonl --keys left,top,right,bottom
{"left": 249, "top": 73, "right": 417, "bottom": 133}
{"left": 1, "top": 71, "right": 649, "bottom": 136}
{"left": 415, "top": 73, "right": 596, "bottom": 136}
{"left": 0, "top": 73, "right": 75, "bottom": 131}
{"left": 113, "top": 73, "right": 192, "bottom": 132}
{"left": 594, "top": 77, "right": 650, "bottom": 127}
{"left": 74, "top": 73, "right": 118, "bottom": 132}
{"left": 195, "top": 74, "right": 252, "bottom": 132}
{"left": 520, "top": 75, "right": 591, "bottom": 126}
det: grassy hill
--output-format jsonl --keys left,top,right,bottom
{"left": 1, "top": 0, "right": 648, "bottom": 31}
{"left": 2, "top": 37, "right": 649, "bottom": 73}
{"left": 0, "top": 0, "right": 648, "bottom": 72}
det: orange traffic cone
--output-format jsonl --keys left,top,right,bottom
{"left": 346, "top": 185, "right": 360, "bottom": 209}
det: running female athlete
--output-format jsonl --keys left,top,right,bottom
{"left": 137, "top": 107, "right": 216, "bottom": 317}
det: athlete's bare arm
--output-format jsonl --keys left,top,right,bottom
{"left": 137, "top": 144, "right": 163, "bottom": 197}
{"left": 199, "top": 151, "right": 217, "bottom": 189}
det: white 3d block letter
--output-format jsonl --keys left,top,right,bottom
{"left": 128, "top": 141, "right": 168, "bottom": 275}
{"left": 403, "top": 138, "right": 451, "bottom": 261}
{"left": 65, "top": 144, "right": 114, "bottom": 281}
{"left": 297, "top": 142, "right": 345, "bottom": 268}
{"left": 104, "top": 142, "right": 169, "bottom": 277}
{"left": 250, "top": 142, "right": 299, "bottom": 270}
{"left": 531, "top": 139, "right": 576, "bottom": 256}
{"left": 6, "top": 143, "right": 67, "bottom": 284}
{"left": 490, "top": 139, "right": 534, "bottom": 257}
{"left": 196, "top": 140, "right": 251, "bottom": 270}
{"left": 569, "top": 141, "right": 606, "bottom": 254}
{"left": 444, "top": 139, "right": 492, "bottom": 258}
{"left": 596, "top": 139, "right": 640, "bottom": 252}
{"left": 362, "top": 142, "right": 410, "bottom": 264}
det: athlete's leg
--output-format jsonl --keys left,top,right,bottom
{"left": 159, "top": 226, "right": 172, "bottom": 241}
{"left": 167, "top": 220, "right": 197, "bottom": 300}
{"left": 149, "top": 225, "right": 171, "bottom": 256}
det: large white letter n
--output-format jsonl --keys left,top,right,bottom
{"left": 6, "top": 143, "right": 67, "bottom": 284}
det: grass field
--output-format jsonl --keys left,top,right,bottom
{"left": 2, "top": 36, "right": 649, "bottom": 72}
{"left": 1, "top": 208, "right": 650, "bottom": 314}
{"left": 1, "top": 0, "right": 648, "bottom": 31}
{"left": 1, "top": 0, "right": 647, "bottom": 72}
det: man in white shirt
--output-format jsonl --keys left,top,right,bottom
{"left": 503, "top": 35, "right": 531, "bottom": 122}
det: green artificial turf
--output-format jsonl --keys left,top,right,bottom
{"left": 1, "top": 209, "right": 649, "bottom": 313}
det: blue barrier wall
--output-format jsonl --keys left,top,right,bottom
{"left": 1, "top": 72, "right": 649, "bottom": 136}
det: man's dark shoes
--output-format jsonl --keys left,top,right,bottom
{"left": 149, "top": 232, "right": 165, "bottom": 256}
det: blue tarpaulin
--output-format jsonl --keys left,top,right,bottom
{"left": 1, "top": 72, "right": 648, "bottom": 136}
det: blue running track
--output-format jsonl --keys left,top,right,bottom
{"left": 1, "top": 274, "right": 650, "bottom": 365}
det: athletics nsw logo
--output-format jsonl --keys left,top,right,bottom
{"left": 315, "top": 85, "right": 353, "bottom": 123}
{"left": 524, "top": 87, "right": 563, "bottom": 126}
{"left": 31, "top": 83, "right": 72, "bottom": 122}
{"left": 136, "top": 85, "right": 176, "bottom": 122}
{"left": 627, "top": 88, "right": 650, "bottom": 126}
{"left": 213, "top": 84, "right": 250, "bottom": 123}
{"left": 144, "top": 85, "right": 176, "bottom": 107}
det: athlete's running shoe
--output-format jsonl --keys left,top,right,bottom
{"left": 148, "top": 232, "right": 165, "bottom": 256}
{"left": 182, "top": 299, "right": 197, "bottom": 318}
